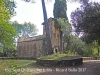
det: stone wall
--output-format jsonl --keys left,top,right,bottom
{"left": 43, "top": 17, "right": 61, "bottom": 53}
{"left": 17, "top": 17, "right": 63, "bottom": 58}
{"left": 17, "top": 35, "right": 46, "bottom": 58}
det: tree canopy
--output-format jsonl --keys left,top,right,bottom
{"left": 0, "top": 0, "right": 17, "bottom": 56}
{"left": 71, "top": 2, "right": 100, "bottom": 44}
{"left": 53, "top": 0, "right": 68, "bottom": 19}
{"left": 63, "top": 34, "right": 85, "bottom": 55}
{"left": 57, "top": 18, "right": 72, "bottom": 33}
{"left": 11, "top": 21, "right": 38, "bottom": 37}
{"left": 0, "top": 0, "right": 17, "bottom": 47}
{"left": 3, "top": 0, "right": 16, "bottom": 16}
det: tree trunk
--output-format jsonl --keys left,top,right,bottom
{"left": 41, "top": 0, "right": 53, "bottom": 55}
{"left": 98, "top": 46, "right": 99, "bottom": 56}
{"left": 60, "top": 31, "right": 63, "bottom": 53}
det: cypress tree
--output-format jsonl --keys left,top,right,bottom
{"left": 53, "top": 0, "right": 68, "bottom": 20}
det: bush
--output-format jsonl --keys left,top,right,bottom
{"left": 40, "top": 53, "right": 80, "bottom": 60}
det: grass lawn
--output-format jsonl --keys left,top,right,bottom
{"left": 0, "top": 58, "right": 99, "bottom": 75}
{"left": 40, "top": 53, "right": 81, "bottom": 60}
{"left": 0, "top": 59, "right": 38, "bottom": 75}
{"left": 0, "top": 54, "right": 81, "bottom": 75}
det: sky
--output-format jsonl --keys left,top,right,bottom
{"left": 10, "top": 0, "right": 81, "bottom": 35}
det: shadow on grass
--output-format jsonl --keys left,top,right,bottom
{"left": 25, "top": 60, "right": 100, "bottom": 75}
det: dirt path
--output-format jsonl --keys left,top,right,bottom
{"left": 30, "top": 60, "right": 100, "bottom": 75}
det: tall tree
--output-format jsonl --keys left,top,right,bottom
{"left": 71, "top": 2, "right": 100, "bottom": 44}
{"left": 53, "top": 0, "right": 68, "bottom": 19}
{"left": 84, "top": 41, "right": 99, "bottom": 56}
{"left": 53, "top": 0, "right": 68, "bottom": 52}
{"left": 0, "top": 0, "right": 17, "bottom": 46}
{"left": 11, "top": 21, "right": 38, "bottom": 37}
{"left": 3, "top": 0, "right": 16, "bottom": 16}
{"left": 63, "top": 34, "right": 85, "bottom": 56}
{"left": 68, "top": 0, "right": 89, "bottom": 4}
{"left": 22, "top": 0, "right": 89, "bottom": 54}
{"left": 0, "top": 0, "right": 17, "bottom": 56}
{"left": 41, "top": 0, "right": 53, "bottom": 54}
{"left": 23, "top": 0, "right": 53, "bottom": 55}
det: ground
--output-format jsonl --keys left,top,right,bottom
{"left": 27, "top": 60, "right": 100, "bottom": 75}
{"left": 0, "top": 60, "right": 100, "bottom": 75}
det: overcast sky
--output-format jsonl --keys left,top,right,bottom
{"left": 10, "top": 0, "right": 81, "bottom": 35}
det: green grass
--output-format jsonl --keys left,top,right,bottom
{"left": 40, "top": 53, "right": 81, "bottom": 60}
{"left": 0, "top": 54, "right": 81, "bottom": 75}
{"left": 0, "top": 59, "right": 35, "bottom": 67}
{"left": 0, "top": 59, "right": 37, "bottom": 75}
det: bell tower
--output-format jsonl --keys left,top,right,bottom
{"left": 42, "top": 17, "right": 62, "bottom": 53}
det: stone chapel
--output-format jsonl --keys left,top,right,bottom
{"left": 17, "top": 17, "right": 62, "bottom": 58}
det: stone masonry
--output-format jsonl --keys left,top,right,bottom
{"left": 17, "top": 17, "right": 62, "bottom": 58}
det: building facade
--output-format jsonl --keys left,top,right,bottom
{"left": 17, "top": 18, "right": 62, "bottom": 58}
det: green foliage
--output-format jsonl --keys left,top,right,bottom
{"left": 71, "top": 1, "right": 100, "bottom": 56}
{"left": 63, "top": 34, "right": 85, "bottom": 56}
{"left": 5, "top": 64, "right": 18, "bottom": 75}
{"left": 53, "top": 0, "right": 68, "bottom": 19}
{"left": 2, "top": 60, "right": 35, "bottom": 75}
{"left": 40, "top": 53, "right": 67, "bottom": 60}
{"left": 53, "top": 0, "right": 70, "bottom": 53}
{"left": 71, "top": 2, "right": 100, "bottom": 44}
{"left": 11, "top": 21, "right": 38, "bottom": 37}
{"left": 3, "top": 46, "right": 17, "bottom": 57}
{"left": 40, "top": 53, "right": 80, "bottom": 60}
{"left": 0, "top": 0, "right": 17, "bottom": 57}
{"left": 84, "top": 41, "right": 99, "bottom": 56}
{"left": 23, "top": 0, "right": 53, "bottom": 55}
{"left": 53, "top": 0, "right": 70, "bottom": 52}
{"left": 68, "top": 0, "right": 89, "bottom": 4}
{"left": 53, "top": 0, "right": 69, "bottom": 32}
{"left": 57, "top": 18, "right": 72, "bottom": 33}
{"left": 22, "top": 22, "right": 38, "bottom": 36}
{"left": 64, "top": 34, "right": 100, "bottom": 56}
{"left": 3, "top": 0, "right": 16, "bottom": 16}
{"left": 10, "top": 21, "right": 23, "bottom": 37}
